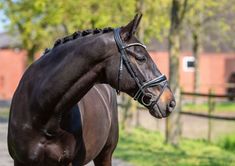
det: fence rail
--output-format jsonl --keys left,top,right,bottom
{"left": 181, "top": 91, "right": 235, "bottom": 121}
{"left": 119, "top": 91, "right": 235, "bottom": 126}
{"left": 181, "top": 111, "right": 235, "bottom": 121}
{"left": 0, "top": 100, "right": 11, "bottom": 107}
{"left": 181, "top": 91, "right": 235, "bottom": 98}
{"left": 181, "top": 90, "right": 235, "bottom": 142}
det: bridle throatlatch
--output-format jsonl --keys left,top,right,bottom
{"left": 114, "top": 28, "right": 167, "bottom": 107}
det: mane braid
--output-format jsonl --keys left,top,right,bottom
{"left": 52, "top": 27, "right": 113, "bottom": 49}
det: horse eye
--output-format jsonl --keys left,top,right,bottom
{"left": 135, "top": 55, "right": 147, "bottom": 62}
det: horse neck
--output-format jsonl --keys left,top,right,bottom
{"left": 37, "top": 34, "right": 111, "bottom": 112}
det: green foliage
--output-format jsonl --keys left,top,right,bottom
{"left": 0, "top": 0, "right": 171, "bottom": 64}
{"left": 137, "top": 0, "right": 171, "bottom": 42}
{"left": 114, "top": 127, "right": 235, "bottom": 166}
{"left": 183, "top": 102, "right": 235, "bottom": 112}
{"left": 217, "top": 134, "right": 235, "bottom": 152}
{"left": 183, "top": 0, "right": 235, "bottom": 51}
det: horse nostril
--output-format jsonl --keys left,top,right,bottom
{"left": 170, "top": 100, "right": 176, "bottom": 107}
{"left": 168, "top": 100, "right": 176, "bottom": 112}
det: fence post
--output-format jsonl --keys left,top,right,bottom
{"left": 207, "top": 89, "right": 215, "bottom": 142}
{"left": 135, "top": 107, "right": 140, "bottom": 127}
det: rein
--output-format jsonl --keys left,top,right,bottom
{"left": 114, "top": 28, "right": 167, "bottom": 107}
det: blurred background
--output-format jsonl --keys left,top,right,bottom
{"left": 0, "top": 0, "right": 235, "bottom": 166}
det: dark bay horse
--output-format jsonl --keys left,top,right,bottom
{"left": 8, "top": 14, "right": 175, "bottom": 166}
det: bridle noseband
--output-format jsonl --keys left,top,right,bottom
{"left": 114, "top": 28, "right": 167, "bottom": 107}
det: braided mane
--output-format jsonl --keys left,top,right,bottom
{"left": 54, "top": 27, "right": 113, "bottom": 48}
{"left": 43, "top": 27, "right": 113, "bottom": 55}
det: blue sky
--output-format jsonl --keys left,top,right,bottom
{"left": 0, "top": 10, "right": 8, "bottom": 32}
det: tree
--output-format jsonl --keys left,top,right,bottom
{"left": 0, "top": 0, "right": 137, "bottom": 65}
{"left": 166, "top": 0, "right": 188, "bottom": 145}
{"left": 0, "top": 0, "right": 66, "bottom": 65}
{"left": 165, "top": 0, "right": 235, "bottom": 144}
{"left": 1, "top": 0, "right": 173, "bottom": 66}
{"left": 184, "top": 0, "right": 235, "bottom": 97}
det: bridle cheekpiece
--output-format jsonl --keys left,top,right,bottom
{"left": 114, "top": 28, "right": 167, "bottom": 107}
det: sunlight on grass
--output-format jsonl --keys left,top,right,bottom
{"left": 114, "top": 127, "right": 235, "bottom": 166}
{"left": 182, "top": 102, "right": 235, "bottom": 112}
{"left": 217, "top": 134, "right": 235, "bottom": 153}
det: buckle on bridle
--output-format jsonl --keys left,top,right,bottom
{"left": 141, "top": 93, "right": 154, "bottom": 106}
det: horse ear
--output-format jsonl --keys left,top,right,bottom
{"left": 120, "top": 13, "right": 142, "bottom": 41}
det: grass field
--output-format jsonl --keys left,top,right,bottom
{"left": 182, "top": 102, "right": 235, "bottom": 113}
{"left": 114, "top": 127, "right": 235, "bottom": 166}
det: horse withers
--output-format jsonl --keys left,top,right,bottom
{"left": 8, "top": 14, "right": 175, "bottom": 166}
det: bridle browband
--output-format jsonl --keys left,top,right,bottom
{"left": 114, "top": 28, "right": 167, "bottom": 107}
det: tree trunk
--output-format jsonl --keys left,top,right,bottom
{"left": 192, "top": 8, "right": 203, "bottom": 103}
{"left": 135, "top": 0, "right": 145, "bottom": 41}
{"left": 166, "top": 30, "right": 181, "bottom": 145}
{"left": 134, "top": 0, "right": 145, "bottom": 127}
{"left": 27, "top": 45, "right": 37, "bottom": 66}
{"left": 166, "top": 0, "right": 187, "bottom": 145}
{"left": 192, "top": 29, "right": 201, "bottom": 103}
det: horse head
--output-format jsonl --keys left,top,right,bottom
{"left": 104, "top": 14, "right": 175, "bottom": 118}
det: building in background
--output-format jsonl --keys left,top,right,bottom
{"left": 0, "top": 32, "right": 26, "bottom": 100}
{"left": 151, "top": 52, "right": 235, "bottom": 94}
{"left": 0, "top": 32, "right": 235, "bottom": 100}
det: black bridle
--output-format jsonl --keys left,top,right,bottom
{"left": 114, "top": 28, "right": 167, "bottom": 107}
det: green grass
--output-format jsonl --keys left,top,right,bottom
{"left": 114, "top": 127, "right": 235, "bottom": 166}
{"left": 0, "top": 107, "right": 9, "bottom": 119}
{"left": 217, "top": 134, "right": 235, "bottom": 153}
{"left": 182, "top": 102, "right": 235, "bottom": 112}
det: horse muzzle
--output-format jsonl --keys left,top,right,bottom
{"left": 148, "top": 86, "right": 176, "bottom": 119}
